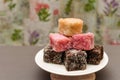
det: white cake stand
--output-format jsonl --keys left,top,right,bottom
{"left": 35, "top": 49, "right": 109, "bottom": 80}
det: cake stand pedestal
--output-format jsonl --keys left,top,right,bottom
{"left": 50, "top": 73, "right": 96, "bottom": 80}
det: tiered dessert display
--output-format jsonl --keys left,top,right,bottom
{"left": 43, "top": 18, "right": 103, "bottom": 71}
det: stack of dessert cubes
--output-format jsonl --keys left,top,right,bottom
{"left": 44, "top": 18, "right": 103, "bottom": 71}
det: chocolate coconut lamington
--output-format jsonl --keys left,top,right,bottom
{"left": 44, "top": 45, "right": 64, "bottom": 64}
{"left": 86, "top": 45, "right": 103, "bottom": 65}
{"left": 64, "top": 49, "right": 87, "bottom": 71}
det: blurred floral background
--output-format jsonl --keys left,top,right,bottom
{"left": 0, "top": 0, "right": 120, "bottom": 46}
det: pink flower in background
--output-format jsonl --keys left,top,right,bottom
{"left": 53, "top": 9, "right": 59, "bottom": 15}
{"left": 35, "top": 3, "right": 49, "bottom": 12}
{"left": 35, "top": 3, "right": 42, "bottom": 13}
{"left": 44, "top": 3, "right": 49, "bottom": 9}
{"left": 35, "top": 2, "right": 50, "bottom": 21}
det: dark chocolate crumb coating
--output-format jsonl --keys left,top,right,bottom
{"left": 86, "top": 45, "right": 103, "bottom": 65}
{"left": 44, "top": 45, "right": 64, "bottom": 64}
{"left": 64, "top": 49, "right": 87, "bottom": 71}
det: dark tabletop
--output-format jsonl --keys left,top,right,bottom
{"left": 0, "top": 45, "right": 120, "bottom": 80}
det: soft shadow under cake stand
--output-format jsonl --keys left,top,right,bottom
{"left": 50, "top": 73, "right": 96, "bottom": 80}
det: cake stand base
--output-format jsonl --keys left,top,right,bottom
{"left": 50, "top": 73, "right": 96, "bottom": 80}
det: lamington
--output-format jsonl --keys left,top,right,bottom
{"left": 64, "top": 49, "right": 87, "bottom": 71}
{"left": 58, "top": 18, "right": 83, "bottom": 36}
{"left": 49, "top": 33, "right": 72, "bottom": 52}
{"left": 86, "top": 45, "right": 103, "bottom": 65}
{"left": 72, "top": 32, "right": 94, "bottom": 50}
{"left": 44, "top": 45, "right": 64, "bottom": 64}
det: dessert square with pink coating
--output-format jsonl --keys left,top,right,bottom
{"left": 49, "top": 33, "right": 72, "bottom": 52}
{"left": 72, "top": 32, "right": 94, "bottom": 50}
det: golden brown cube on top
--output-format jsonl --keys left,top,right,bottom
{"left": 58, "top": 18, "right": 83, "bottom": 36}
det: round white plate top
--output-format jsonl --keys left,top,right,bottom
{"left": 35, "top": 49, "right": 109, "bottom": 76}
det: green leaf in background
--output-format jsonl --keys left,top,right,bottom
{"left": 84, "top": 3, "right": 94, "bottom": 12}
{"left": 4, "top": 0, "right": 16, "bottom": 10}
{"left": 11, "top": 29, "right": 22, "bottom": 41}
{"left": 95, "top": 29, "right": 103, "bottom": 45}
{"left": 83, "top": 24, "right": 88, "bottom": 33}
{"left": 111, "top": 8, "right": 118, "bottom": 16}
{"left": 88, "top": 0, "right": 95, "bottom": 3}
{"left": 8, "top": 2, "right": 16, "bottom": 10}
{"left": 117, "top": 20, "right": 120, "bottom": 28}
{"left": 119, "top": 34, "right": 120, "bottom": 39}
{"left": 30, "top": 39, "right": 39, "bottom": 45}
{"left": 84, "top": 0, "right": 96, "bottom": 12}
{"left": 38, "top": 8, "right": 50, "bottom": 21}
{"left": 65, "top": 0, "right": 73, "bottom": 15}
{"left": 4, "top": 0, "right": 12, "bottom": 3}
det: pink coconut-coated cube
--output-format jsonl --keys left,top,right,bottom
{"left": 49, "top": 33, "right": 72, "bottom": 52}
{"left": 72, "top": 32, "right": 94, "bottom": 50}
